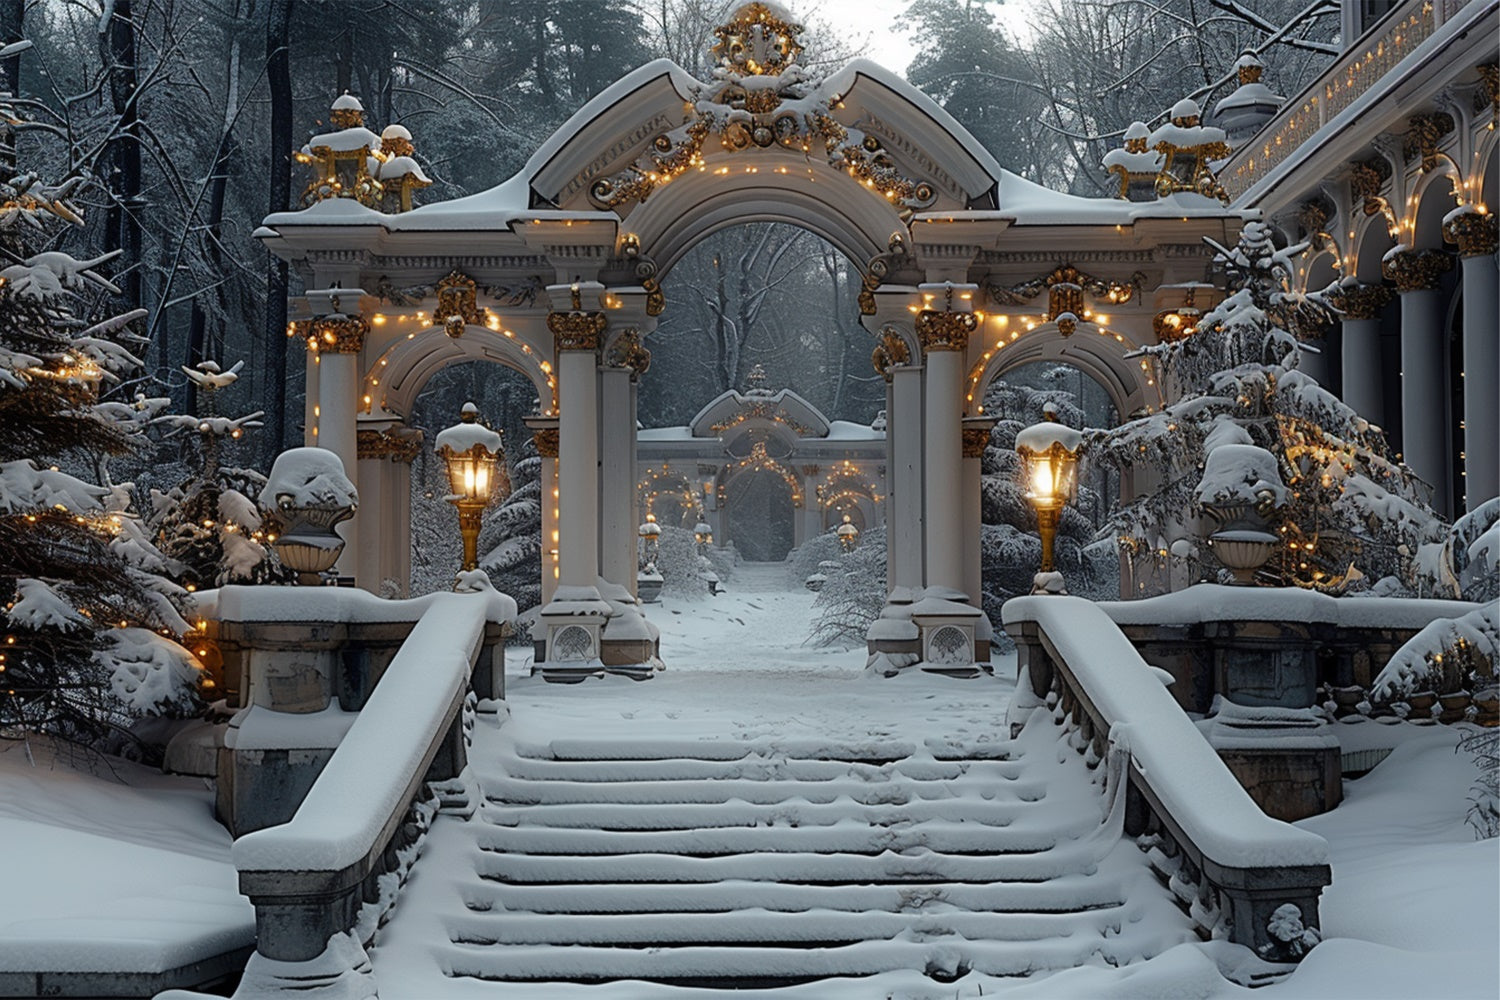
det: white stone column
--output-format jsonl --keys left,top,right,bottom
{"left": 1446, "top": 212, "right": 1499, "bottom": 508}
{"left": 555, "top": 337, "right": 601, "bottom": 595}
{"left": 1384, "top": 248, "right": 1454, "bottom": 516}
{"left": 918, "top": 309, "right": 974, "bottom": 597}
{"left": 308, "top": 308, "right": 365, "bottom": 581}
{"left": 1336, "top": 283, "right": 1391, "bottom": 426}
{"left": 887, "top": 364, "right": 924, "bottom": 592}
{"left": 961, "top": 418, "right": 995, "bottom": 612}
{"left": 599, "top": 365, "right": 636, "bottom": 593}
{"left": 354, "top": 441, "right": 387, "bottom": 593}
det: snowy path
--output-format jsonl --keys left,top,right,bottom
{"left": 503, "top": 561, "right": 1018, "bottom": 748}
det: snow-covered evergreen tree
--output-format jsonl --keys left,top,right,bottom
{"left": 146, "top": 360, "right": 288, "bottom": 591}
{"left": 0, "top": 89, "right": 199, "bottom": 742}
{"left": 1092, "top": 221, "right": 1442, "bottom": 591}
{"left": 477, "top": 442, "right": 542, "bottom": 614}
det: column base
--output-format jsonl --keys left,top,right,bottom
{"left": 865, "top": 586, "right": 993, "bottom": 677}
{"left": 534, "top": 580, "right": 662, "bottom": 682}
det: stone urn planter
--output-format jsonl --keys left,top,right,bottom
{"left": 1330, "top": 685, "right": 1365, "bottom": 718}
{"left": 1438, "top": 690, "right": 1472, "bottom": 724}
{"left": 259, "top": 448, "right": 359, "bottom": 585}
{"left": 1406, "top": 690, "right": 1439, "bottom": 720}
{"left": 1473, "top": 688, "right": 1499, "bottom": 727}
{"left": 1197, "top": 444, "right": 1286, "bottom": 587}
{"left": 637, "top": 565, "right": 664, "bottom": 604}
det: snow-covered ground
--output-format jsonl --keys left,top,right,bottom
{"left": 0, "top": 737, "right": 254, "bottom": 979}
{"left": 1, "top": 567, "right": 1494, "bottom": 998}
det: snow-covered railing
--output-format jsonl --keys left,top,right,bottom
{"left": 230, "top": 592, "right": 492, "bottom": 967}
{"left": 1003, "top": 596, "right": 1332, "bottom": 961}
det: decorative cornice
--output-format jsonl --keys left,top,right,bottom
{"left": 1329, "top": 282, "right": 1391, "bottom": 320}
{"left": 357, "top": 428, "right": 423, "bottom": 463}
{"left": 1381, "top": 247, "right": 1452, "bottom": 293}
{"left": 605, "top": 328, "right": 652, "bottom": 375}
{"left": 915, "top": 310, "right": 977, "bottom": 353}
{"left": 980, "top": 249, "right": 1155, "bottom": 264}
{"left": 1443, "top": 210, "right": 1499, "bottom": 258}
{"left": 871, "top": 328, "right": 911, "bottom": 382}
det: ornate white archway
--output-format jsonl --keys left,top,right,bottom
{"left": 259, "top": 2, "right": 1246, "bottom": 673}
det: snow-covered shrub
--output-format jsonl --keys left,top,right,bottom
{"left": 99, "top": 628, "right": 205, "bottom": 717}
{"left": 808, "top": 527, "right": 887, "bottom": 647}
{"left": 1457, "top": 728, "right": 1499, "bottom": 840}
{"left": 655, "top": 525, "right": 709, "bottom": 598}
{"left": 1412, "top": 498, "right": 1499, "bottom": 602}
{"left": 1371, "top": 605, "right": 1497, "bottom": 701}
{"left": 786, "top": 530, "right": 842, "bottom": 587}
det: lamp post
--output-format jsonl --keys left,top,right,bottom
{"left": 1016, "top": 420, "right": 1084, "bottom": 594}
{"left": 694, "top": 521, "right": 713, "bottom": 554}
{"left": 434, "top": 402, "right": 508, "bottom": 574}
{"left": 836, "top": 513, "right": 860, "bottom": 553}
{"left": 637, "top": 513, "right": 664, "bottom": 603}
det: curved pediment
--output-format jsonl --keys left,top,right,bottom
{"left": 525, "top": 6, "right": 1001, "bottom": 224}
{"left": 688, "top": 388, "right": 831, "bottom": 441}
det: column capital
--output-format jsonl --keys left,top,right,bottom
{"left": 961, "top": 417, "right": 997, "bottom": 458}
{"left": 356, "top": 427, "right": 422, "bottom": 463}
{"left": 1330, "top": 282, "right": 1392, "bottom": 320}
{"left": 546, "top": 281, "right": 608, "bottom": 352}
{"left": 1381, "top": 247, "right": 1453, "bottom": 293}
{"left": 871, "top": 327, "right": 912, "bottom": 382}
{"left": 1443, "top": 209, "right": 1499, "bottom": 258}
{"left": 915, "top": 310, "right": 977, "bottom": 353}
{"left": 603, "top": 328, "right": 651, "bottom": 376}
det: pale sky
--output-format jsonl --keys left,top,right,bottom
{"left": 797, "top": 0, "right": 1039, "bottom": 75}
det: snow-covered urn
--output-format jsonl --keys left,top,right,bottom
{"left": 1197, "top": 442, "right": 1284, "bottom": 585}
{"left": 259, "top": 448, "right": 358, "bottom": 584}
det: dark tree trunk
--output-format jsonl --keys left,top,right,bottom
{"left": 0, "top": 0, "right": 22, "bottom": 93}
{"left": 101, "top": 0, "right": 142, "bottom": 309}
{"left": 187, "top": 5, "right": 243, "bottom": 414}
{"left": 0, "top": 0, "right": 22, "bottom": 179}
{"left": 264, "top": 0, "right": 293, "bottom": 458}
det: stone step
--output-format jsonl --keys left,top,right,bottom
{"left": 447, "top": 906, "right": 1129, "bottom": 947}
{"left": 440, "top": 936, "right": 1126, "bottom": 984}
{"left": 475, "top": 818, "right": 1072, "bottom": 857}
{"left": 463, "top": 876, "right": 1125, "bottom": 916}
{"left": 474, "top": 845, "right": 1105, "bottom": 885}
{"left": 481, "top": 796, "right": 1040, "bottom": 830}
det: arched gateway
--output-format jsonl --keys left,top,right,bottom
{"left": 258, "top": 2, "right": 1246, "bottom": 672}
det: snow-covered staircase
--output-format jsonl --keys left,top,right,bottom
{"left": 426, "top": 726, "right": 1189, "bottom": 988}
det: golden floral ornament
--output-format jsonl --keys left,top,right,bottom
{"left": 1443, "top": 208, "right": 1498, "bottom": 258}
{"left": 1380, "top": 246, "right": 1452, "bottom": 293}
{"left": 1403, "top": 112, "right": 1455, "bottom": 173}
{"left": 985, "top": 263, "right": 1141, "bottom": 322}
{"left": 1349, "top": 158, "right": 1392, "bottom": 220}
{"left": 308, "top": 297, "right": 368, "bottom": 353}
{"left": 915, "top": 309, "right": 977, "bottom": 353}
{"left": 1149, "top": 97, "right": 1231, "bottom": 202}
{"left": 711, "top": 3, "right": 804, "bottom": 77}
{"left": 871, "top": 328, "right": 911, "bottom": 382}
{"left": 356, "top": 428, "right": 423, "bottom": 463}
{"left": 433, "top": 270, "right": 486, "bottom": 338}
{"left": 605, "top": 328, "right": 652, "bottom": 375}
{"left": 531, "top": 426, "right": 560, "bottom": 458}
{"left": 587, "top": 7, "right": 936, "bottom": 218}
